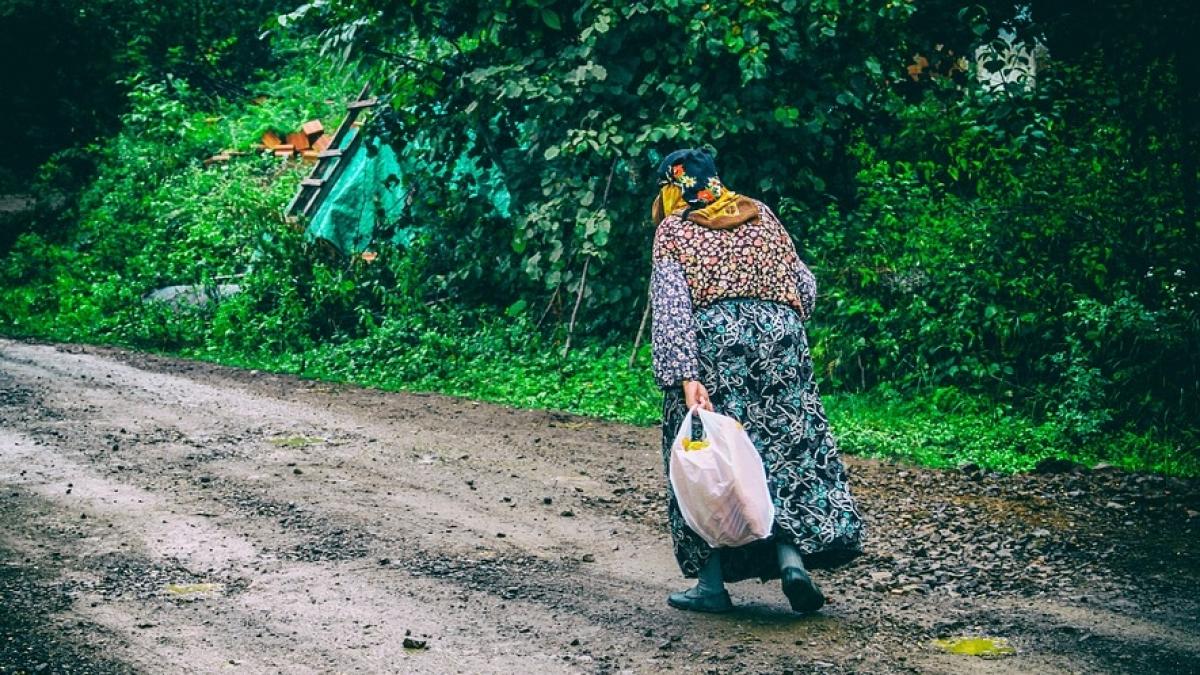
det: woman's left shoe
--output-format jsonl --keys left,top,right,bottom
{"left": 781, "top": 566, "right": 825, "bottom": 612}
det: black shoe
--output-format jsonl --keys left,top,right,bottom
{"left": 781, "top": 566, "right": 825, "bottom": 612}
{"left": 667, "top": 586, "right": 734, "bottom": 613}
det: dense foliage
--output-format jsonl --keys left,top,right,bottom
{"left": 279, "top": 1, "right": 1199, "bottom": 447}
{"left": 0, "top": 1, "right": 1196, "bottom": 474}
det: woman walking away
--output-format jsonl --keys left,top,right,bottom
{"left": 649, "top": 148, "right": 864, "bottom": 613}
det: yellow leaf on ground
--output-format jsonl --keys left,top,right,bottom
{"left": 933, "top": 636, "right": 1016, "bottom": 658}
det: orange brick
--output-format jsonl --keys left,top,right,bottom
{"left": 301, "top": 120, "right": 324, "bottom": 138}
{"left": 286, "top": 131, "right": 311, "bottom": 150}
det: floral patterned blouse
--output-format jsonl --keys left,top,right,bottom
{"left": 650, "top": 200, "right": 816, "bottom": 388}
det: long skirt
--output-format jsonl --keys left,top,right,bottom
{"left": 661, "top": 299, "right": 864, "bottom": 582}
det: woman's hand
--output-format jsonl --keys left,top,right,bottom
{"left": 683, "top": 380, "right": 713, "bottom": 412}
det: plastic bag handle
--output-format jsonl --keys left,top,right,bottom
{"left": 684, "top": 404, "right": 706, "bottom": 439}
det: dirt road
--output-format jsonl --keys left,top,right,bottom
{"left": 1, "top": 340, "right": 1197, "bottom": 674}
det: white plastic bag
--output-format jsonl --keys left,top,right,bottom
{"left": 669, "top": 406, "right": 776, "bottom": 548}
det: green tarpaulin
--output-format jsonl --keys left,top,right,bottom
{"left": 303, "top": 128, "right": 511, "bottom": 255}
{"left": 305, "top": 130, "right": 407, "bottom": 255}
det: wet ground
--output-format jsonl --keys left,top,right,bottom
{"left": 0, "top": 339, "right": 1197, "bottom": 674}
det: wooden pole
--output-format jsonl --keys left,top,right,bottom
{"left": 628, "top": 283, "right": 652, "bottom": 368}
{"left": 536, "top": 282, "right": 561, "bottom": 330}
{"left": 560, "top": 157, "right": 618, "bottom": 358}
{"left": 561, "top": 256, "right": 590, "bottom": 358}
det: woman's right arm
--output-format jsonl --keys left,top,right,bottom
{"left": 650, "top": 221, "right": 701, "bottom": 390}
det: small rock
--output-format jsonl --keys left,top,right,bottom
{"left": 543, "top": 496, "right": 553, "bottom": 505}
{"left": 581, "top": 553, "right": 595, "bottom": 563}
{"left": 1033, "top": 457, "right": 1081, "bottom": 474}
{"left": 560, "top": 510, "right": 575, "bottom": 517}
{"left": 402, "top": 637, "right": 428, "bottom": 650}
{"left": 292, "top": 468, "right": 303, "bottom": 475}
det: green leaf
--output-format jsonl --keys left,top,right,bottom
{"left": 541, "top": 9, "right": 561, "bottom": 31}
{"left": 544, "top": 146, "right": 560, "bottom": 160}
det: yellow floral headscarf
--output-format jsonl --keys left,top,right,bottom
{"left": 652, "top": 148, "right": 758, "bottom": 229}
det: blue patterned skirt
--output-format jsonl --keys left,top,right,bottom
{"left": 661, "top": 299, "right": 864, "bottom": 582}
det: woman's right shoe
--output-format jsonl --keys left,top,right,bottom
{"left": 781, "top": 566, "right": 825, "bottom": 612}
{"left": 667, "top": 586, "right": 734, "bottom": 613}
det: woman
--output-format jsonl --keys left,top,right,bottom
{"left": 650, "top": 148, "right": 864, "bottom": 613}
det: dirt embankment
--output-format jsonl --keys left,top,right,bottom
{"left": 1, "top": 340, "right": 1197, "bottom": 674}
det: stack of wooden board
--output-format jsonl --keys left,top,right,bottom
{"left": 258, "top": 119, "right": 333, "bottom": 162}
{"left": 204, "top": 119, "right": 334, "bottom": 165}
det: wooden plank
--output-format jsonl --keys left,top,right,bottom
{"left": 261, "top": 131, "right": 283, "bottom": 149}
{"left": 347, "top": 97, "right": 379, "bottom": 110}
{"left": 301, "top": 178, "right": 325, "bottom": 187}
{"left": 312, "top": 134, "right": 333, "bottom": 153}
{"left": 299, "top": 186, "right": 319, "bottom": 216}
{"left": 324, "top": 84, "right": 371, "bottom": 151}
{"left": 284, "top": 83, "right": 371, "bottom": 218}
{"left": 300, "top": 128, "right": 364, "bottom": 217}
{"left": 317, "top": 149, "right": 343, "bottom": 158}
{"left": 286, "top": 131, "right": 311, "bottom": 151}
{"left": 301, "top": 120, "right": 324, "bottom": 138}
